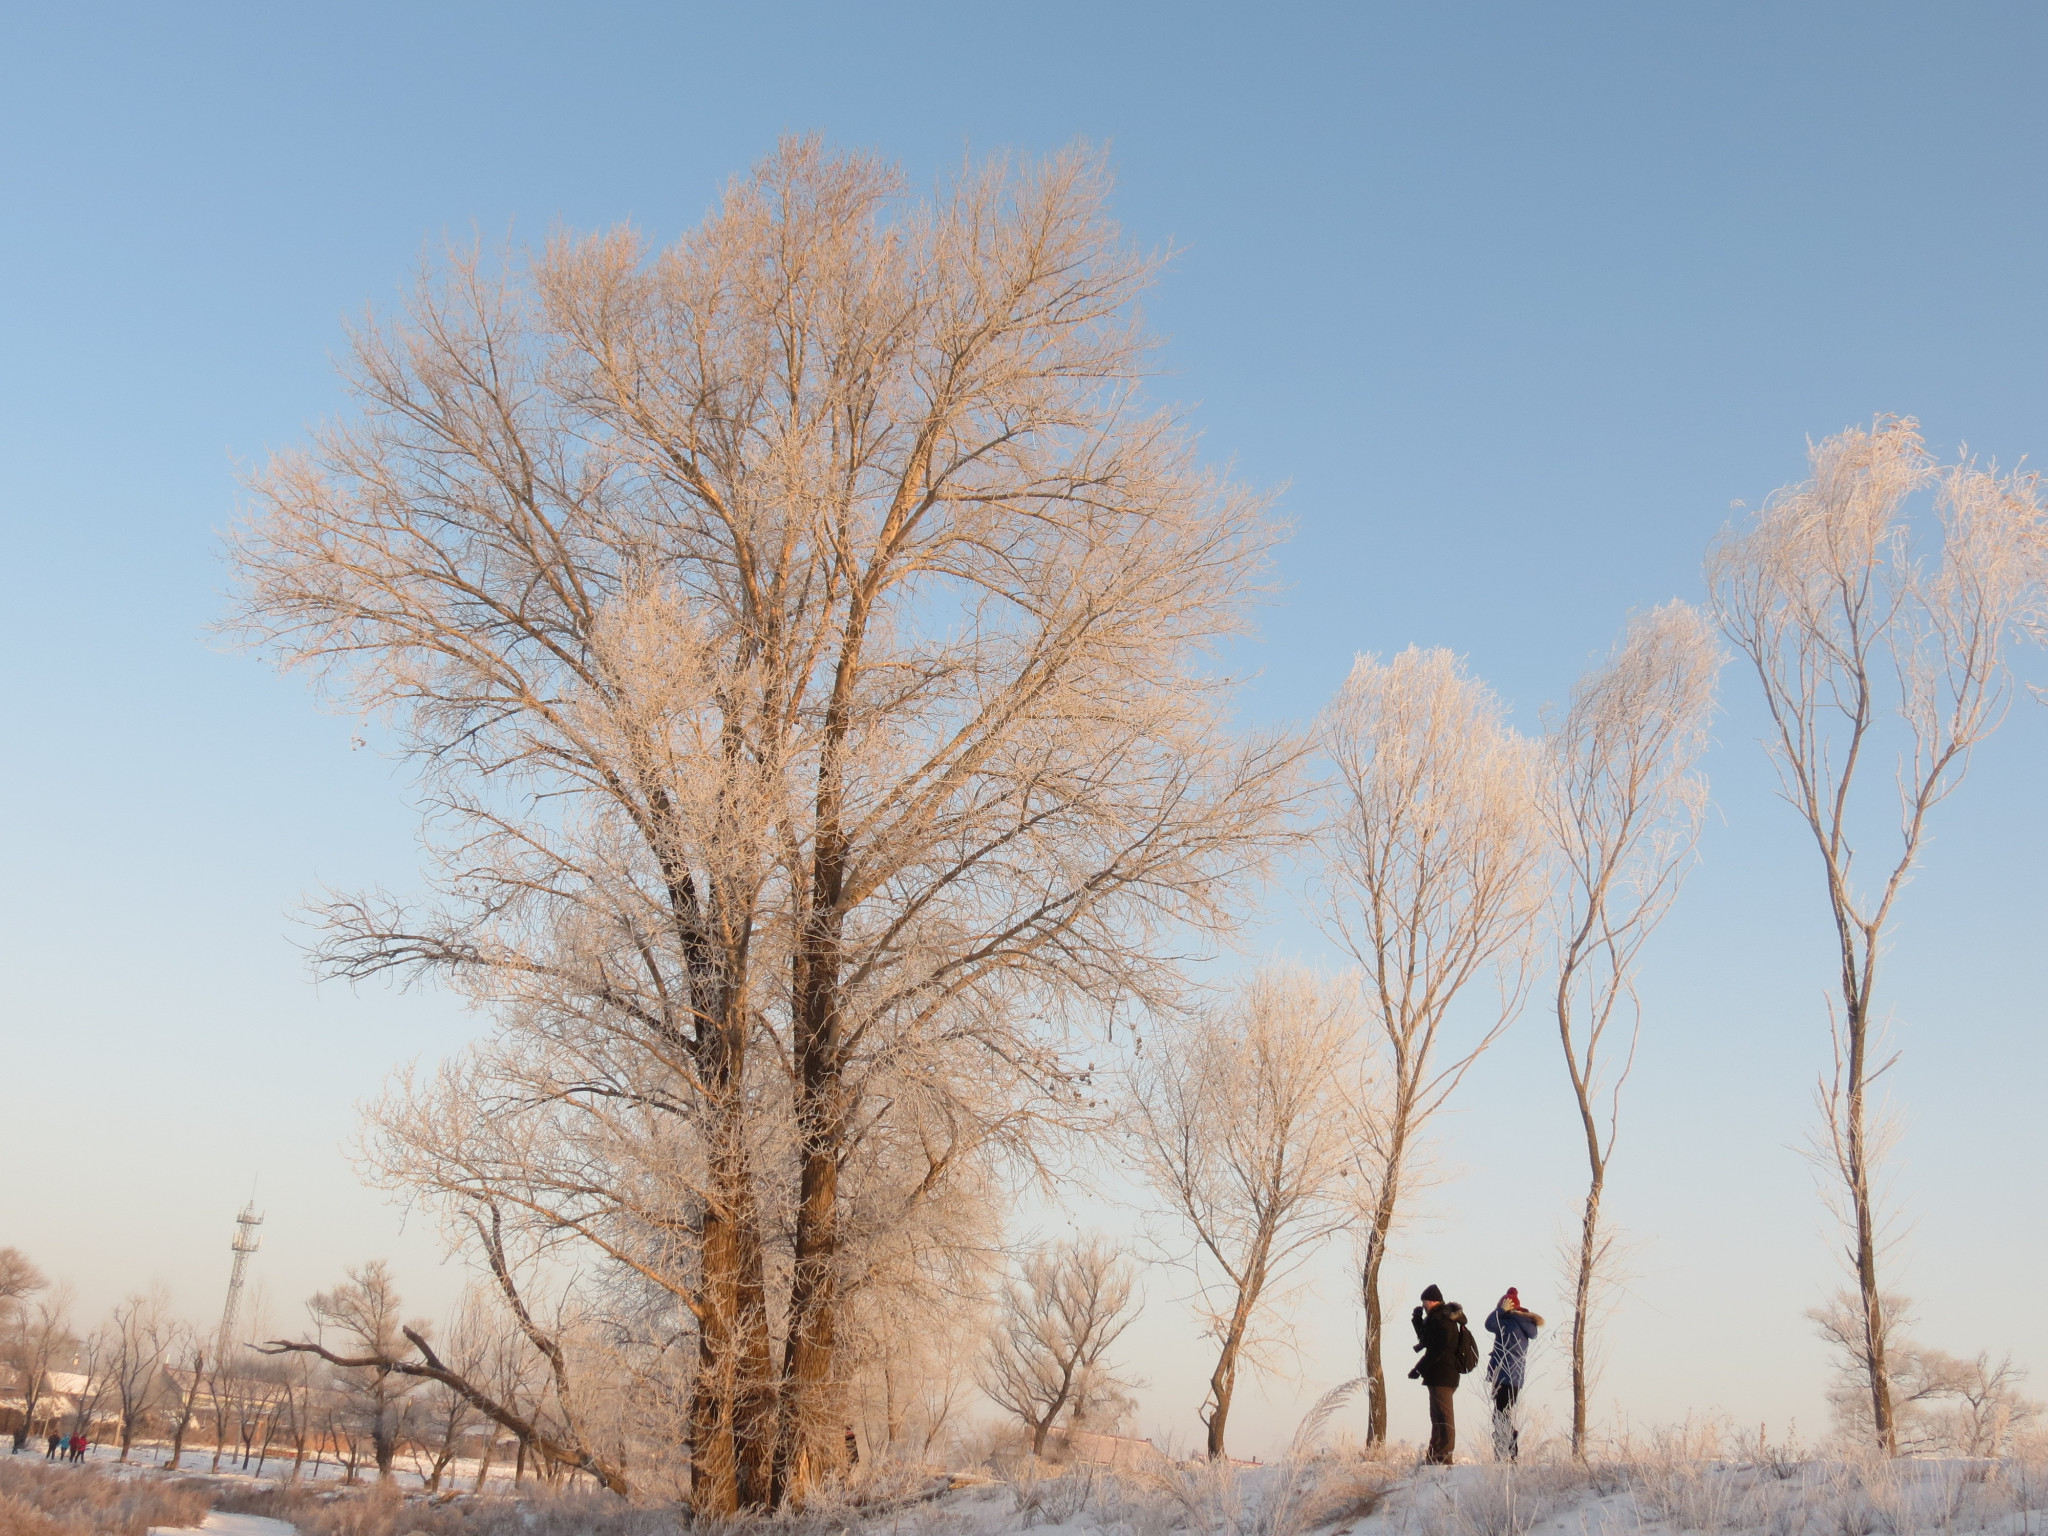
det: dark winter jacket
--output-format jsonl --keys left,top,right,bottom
{"left": 1484, "top": 1306, "right": 1540, "bottom": 1389}
{"left": 1409, "top": 1302, "right": 1468, "bottom": 1389}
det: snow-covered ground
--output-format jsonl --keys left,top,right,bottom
{"left": 152, "top": 1515, "right": 299, "bottom": 1536}
{"left": 881, "top": 1456, "right": 2048, "bottom": 1536}
{"left": 70, "top": 1436, "right": 2048, "bottom": 1536}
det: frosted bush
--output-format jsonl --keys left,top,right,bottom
{"left": 1409, "top": 1468, "right": 1568, "bottom": 1536}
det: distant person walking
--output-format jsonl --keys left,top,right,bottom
{"left": 1483, "top": 1288, "right": 1543, "bottom": 1461}
{"left": 1408, "top": 1284, "right": 1473, "bottom": 1464}
{"left": 44, "top": 1431, "right": 59, "bottom": 1459}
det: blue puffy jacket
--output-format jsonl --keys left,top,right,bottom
{"left": 1484, "top": 1306, "right": 1540, "bottom": 1388}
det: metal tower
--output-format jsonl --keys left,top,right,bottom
{"left": 215, "top": 1201, "right": 264, "bottom": 1359}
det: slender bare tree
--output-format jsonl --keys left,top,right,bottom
{"left": 108, "top": 1288, "right": 175, "bottom": 1461}
{"left": 1707, "top": 418, "right": 2045, "bottom": 1454}
{"left": 64, "top": 1323, "right": 115, "bottom": 1445}
{"left": 1318, "top": 647, "right": 1546, "bottom": 1444}
{"left": 204, "top": 1340, "right": 241, "bottom": 1471}
{"left": 1126, "top": 968, "right": 1372, "bottom": 1458}
{"left": 1538, "top": 603, "right": 1718, "bottom": 1455}
{"left": 260, "top": 1345, "right": 319, "bottom": 1481}
{"left": 229, "top": 138, "right": 1294, "bottom": 1509}
{"left": 976, "top": 1237, "right": 1140, "bottom": 1458}
{"left": 162, "top": 1325, "right": 207, "bottom": 1471}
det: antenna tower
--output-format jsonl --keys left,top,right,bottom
{"left": 215, "top": 1201, "right": 264, "bottom": 1360}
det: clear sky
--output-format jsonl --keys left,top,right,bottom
{"left": 3, "top": 1, "right": 2045, "bottom": 1460}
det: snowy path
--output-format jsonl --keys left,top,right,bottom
{"left": 152, "top": 1513, "right": 298, "bottom": 1536}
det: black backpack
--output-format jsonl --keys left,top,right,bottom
{"left": 1455, "top": 1320, "right": 1480, "bottom": 1374}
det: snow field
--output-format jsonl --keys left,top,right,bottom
{"left": 893, "top": 1458, "right": 2048, "bottom": 1536}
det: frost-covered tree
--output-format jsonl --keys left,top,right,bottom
{"left": 1709, "top": 419, "right": 2045, "bottom": 1454}
{"left": 1127, "top": 968, "right": 1372, "bottom": 1459}
{"left": 977, "top": 1238, "right": 1140, "bottom": 1457}
{"left": 297, "top": 1263, "right": 426, "bottom": 1480}
{"left": 228, "top": 138, "right": 1293, "bottom": 1510}
{"left": 1318, "top": 647, "right": 1546, "bottom": 1445}
{"left": 5, "top": 1287, "right": 74, "bottom": 1452}
{"left": 1811, "top": 1291, "right": 2042, "bottom": 1455}
{"left": 1539, "top": 603, "right": 1718, "bottom": 1456}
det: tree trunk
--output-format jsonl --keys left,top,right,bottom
{"left": 1837, "top": 918, "right": 1895, "bottom": 1455}
{"left": 1845, "top": 990, "right": 1894, "bottom": 1454}
{"left": 688, "top": 1087, "right": 776, "bottom": 1513}
{"left": 1206, "top": 1271, "right": 1265, "bottom": 1460}
{"left": 1360, "top": 1152, "right": 1404, "bottom": 1446}
{"left": 691, "top": 1190, "right": 745, "bottom": 1513}
{"left": 776, "top": 899, "right": 849, "bottom": 1506}
{"left": 167, "top": 1357, "right": 201, "bottom": 1472}
{"left": 1205, "top": 1340, "right": 1240, "bottom": 1460}
{"left": 13, "top": 1384, "right": 43, "bottom": 1453}
{"left": 776, "top": 1105, "right": 843, "bottom": 1502}
{"left": 668, "top": 844, "right": 776, "bottom": 1514}
{"left": 1569, "top": 1173, "right": 1602, "bottom": 1457}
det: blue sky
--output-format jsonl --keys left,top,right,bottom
{"left": 3, "top": 2, "right": 2045, "bottom": 1457}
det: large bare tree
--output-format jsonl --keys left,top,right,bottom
{"left": 0, "top": 1249, "right": 50, "bottom": 1451}
{"left": 1707, "top": 418, "right": 2044, "bottom": 1454}
{"left": 229, "top": 138, "right": 1294, "bottom": 1509}
{"left": 1537, "top": 602, "right": 1718, "bottom": 1456}
{"left": 1126, "top": 968, "right": 1371, "bottom": 1459}
{"left": 5, "top": 1286, "right": 74, "bottom": 1452}
{"left": 1318, "top": 646, "right": 1546, "bottom": 1445}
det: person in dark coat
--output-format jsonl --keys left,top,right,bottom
{"left": 1407, "top": 1283, "right": 1468, "bottom": 1464}
{"left": 1483, "top": 1288, "right": 1543, "bottom": 1461}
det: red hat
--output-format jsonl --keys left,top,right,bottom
{"left": 1505, "top": 1287, "right": 1521, "bottom": 1305}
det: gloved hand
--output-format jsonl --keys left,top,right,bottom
{"left": 1407, "top": 1365, "right": 1421, "bottom": 1380}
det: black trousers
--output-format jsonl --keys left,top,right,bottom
{"left": 1426, "top": 1384, "right": 1457, "bottom": 1463}
{"left": 1491, "top": 1377, "right": 1521, "bottom": 1461}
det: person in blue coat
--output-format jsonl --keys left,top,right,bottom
{"left": 1482, "top": 1288, "right": 1543, "bottom": 1460}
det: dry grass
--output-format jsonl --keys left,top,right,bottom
{"left": 0, "top": 1459, "right": 211, "bottom": 1536}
